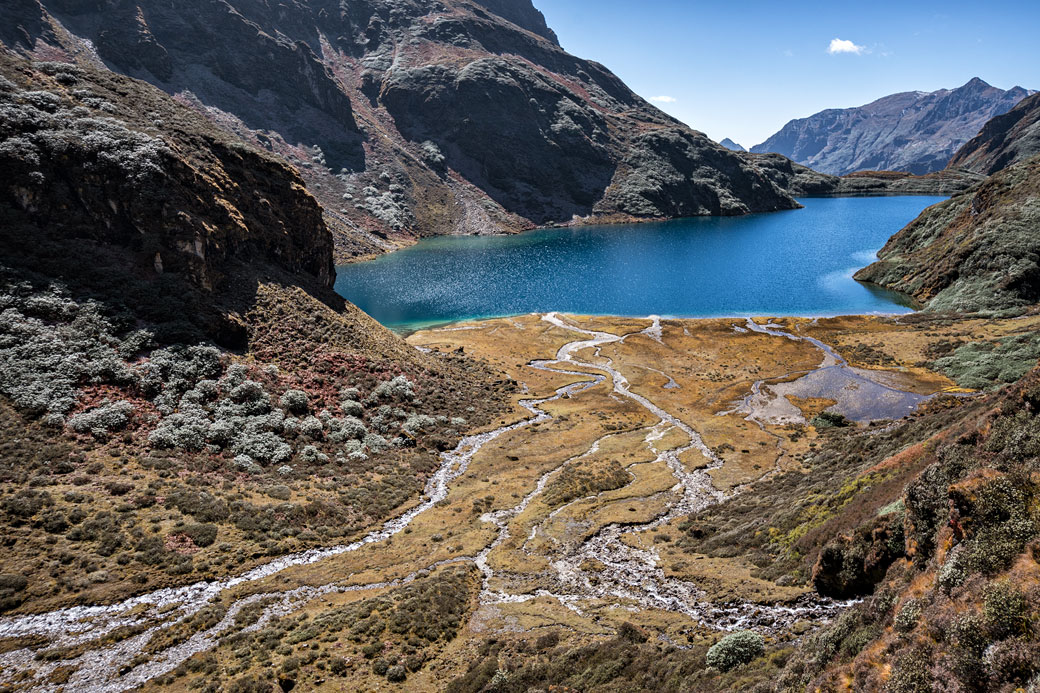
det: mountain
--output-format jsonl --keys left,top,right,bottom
{"left": 719, "top": 137, "right": 746, "bottom": 152}
{"left": 752, "top": 78, "right": 1034, "bottom": 176}
{"left": 855, "top": 92, "right": 1040, "bottom": 313}
{"left": 948, "top": 91, "right": 1040, "bottom": 175}
{"left": 745, "top": 152, "right": 981, "bottom": 197}
{"left": 1, "top": 0, "right": 797, "bottom": 260}
{"left": 855, "top": 152, "right": 1040, "bottom": 313}
{"left": 0, "top": 50, "right": 509, "bottom": 619}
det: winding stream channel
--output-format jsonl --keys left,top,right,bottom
{"left": 0, "top": 314, "right": 884, "bottom": 692}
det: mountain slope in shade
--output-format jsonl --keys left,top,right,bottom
{"left": 752, "top": 78, "right": 1034, "bottom": 175}
{"left": 719, "top": 138, "right": 746, "bottom": 152}
{"left": 947, "top": 91, "right": 1040, "bottom": 175}
{"left": 2, "top": 0, "right": 796, "bottom": 260}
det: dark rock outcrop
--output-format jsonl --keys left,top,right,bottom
{"left": 948, "top": 92, "right": 1040, "bottom": 175}
{"left": 0, "top": 52, "right": 334, "bottom": 296}
{"left": 753, "top": 78, "right": 1034, "bottom": 175}
{"left": 811, "top": 512, "right": 905, "bottom": 598}
{"left": 2, "top": 0, "right": 798, "bottom": 260}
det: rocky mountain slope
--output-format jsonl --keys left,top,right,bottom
{"left": 752, "top": 78, "right": 1033, "bottom": 176}
{"left": 0, "top": 50, "right": 509, "bottom": 617}
{"left": 2, "top": 0, "right": 797, "bottom": 260}
{"left": 855, "top": 154, "right": 1040, "bottom": 313}
{"left": 948, "top": 91, "right": 1040, "bottom": 175}
{"left": 856, "top": 93, "right": 1040, "bottom": 314}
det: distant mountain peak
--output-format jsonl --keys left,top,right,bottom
{"left": 752, "top": 80, "right": 1033, "bottom": 175}
{"left": 963, "top": 76, "right": 990, "bottom": 88}
{"left": 719, "top": 138, "right": 746, "bottom": 152}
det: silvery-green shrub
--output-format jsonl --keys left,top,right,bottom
{"left": 67, "top": 400, "right": 134, "bottom": 438}
{"left": 705, "top": 631, "right": 764, "bottom": 672}
{"left": 279, "top": 389, "right": 309, "bottom": 414}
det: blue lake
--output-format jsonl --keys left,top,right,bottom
{"left": 335, "top": 196, "right": 945, "bottom": 330}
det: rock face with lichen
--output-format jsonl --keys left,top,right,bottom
{"left": 0, "top": 0, "right": 797, "bottom": 259}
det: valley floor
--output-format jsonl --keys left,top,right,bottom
{"left": 2, "top": 312, "right": 1038, "bottom": 691}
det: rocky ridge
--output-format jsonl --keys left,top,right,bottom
{"left": 948, "top": 91, "right": 1040, "bottom": 175}
{"left": 746, "top": 152, "right": 982, "bottom": 197}
{"left": 753, "top": 78, "right": 1034, "bottom": 175}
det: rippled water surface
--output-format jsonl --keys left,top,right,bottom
{"left": 335, "top": 196, "right": 945, "bottom": 329}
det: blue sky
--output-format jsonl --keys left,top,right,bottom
{"left": 535, "top": 0, "right": 1040, "bottom": 148}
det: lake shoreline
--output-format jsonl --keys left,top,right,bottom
{"left": 336, "top": 197, "right": 944, "bottom": 330}
{"left": 336, "top": 192, "right": 953, "bottom": 266}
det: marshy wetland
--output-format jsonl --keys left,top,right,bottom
{"left": 4, "top": 305, "right": 1038, "bottom": 691}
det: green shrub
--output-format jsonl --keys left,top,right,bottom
{"left": 811, "top": 411, "right": 851, "bottom": 429}
{"left": 67, "top": 400, "right": 134, "bottom": 438}
{"left": 705, "top": 630, "right": 764, "bottom": 672}
{"left": 894, "top": 598, "right": 923, "bottom": 632}
{"left": 266, "top": 485, "right": 291, "bottom": 501}
{"left": 983, "top": 582, "right": 1028, "bottom": 639}
{"left": 936, "top": 546, "right": 966, "bottom": 594}
{"left": 887, "top": 646, "right": 935, "bottom": 693}
{"left": 183, "top": 523, "right": 218, "bottom": 547}
{"left": 279, "top": 389, "right": 309, "bottom": 415}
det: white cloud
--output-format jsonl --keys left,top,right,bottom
{"left": 827, "top": 38, "right": 865, "bottom": 55}
{"left": 649, "top": 95, "right": 677, "bottom": 103}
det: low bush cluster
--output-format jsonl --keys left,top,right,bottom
{"left": 171, "top": 567, "right": 477, "bottom": 689}
{"left": 705, "top": 631, "right": 765, "bottom": 672}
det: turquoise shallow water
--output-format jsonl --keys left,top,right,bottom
{"left": 335, "top": 196, "right": 945, "bottom": 330}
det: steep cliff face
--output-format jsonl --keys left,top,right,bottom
{"left": 948, "top": 91, "right": 1040, "bottom": 175}
{"left": 2, "top": 0, "right": 797, "bottom": 259}
{"left": 753, "top": 78, "right": 1034, "bottom": 175}
{"left": 855, "top": 154, "right": 1040, "bottom": 312}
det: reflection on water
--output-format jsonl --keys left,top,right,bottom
{"left": 335, "top": 196, "right": 944, "bottom": 329}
